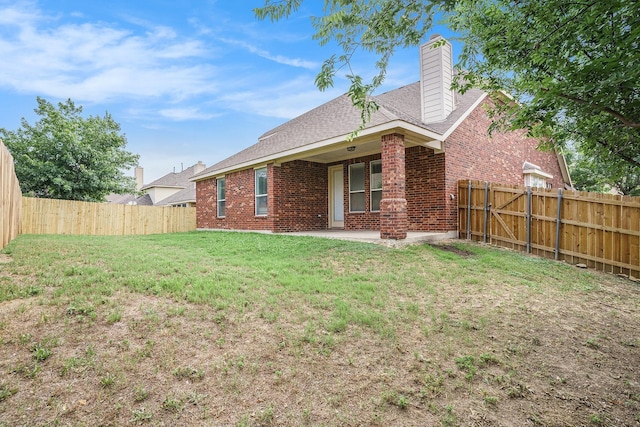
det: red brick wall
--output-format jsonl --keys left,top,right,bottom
{"left": 196, "top": 161, "right": 328, "bottom": 232}
{"left": 405, "top": 146, "right": 449, "bottom": 231}
{"left": 443, "top": 97, "right": 566, "bottom": 229}
{"left": 272, "top": 160, "right": 328, "bottom": 232}
{"left": 195, "top": 177, "right": 216, "bottom": 229}
{"left": 342, "top": 155, "right": 381, "bottom": 230}
{"left": 195, "top": 167, "right": 273, "bottom": 231}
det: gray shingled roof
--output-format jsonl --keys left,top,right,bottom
{"left": 142, "top": 163, "right": 204, "bottom": 190}
{"left": 104, "top": 192, "right": 153, "bottom": 206}
{"left": 194, "top": 82, "right": 485, "bottom": 180}
{"left": 155, "top": 183, "right": 196, "bottom": 206}
{"left": 134, "top": 193, "right": 153, "bottom": 206}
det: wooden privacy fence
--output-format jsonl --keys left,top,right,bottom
{"left": 458, "top": 180, "right": 640, "bottom": 280}
{"left": 22, "top": 197, "right": 196, "bottom": 235}
{"left": 1, "top": 139, "right": 22, "bottom": 249}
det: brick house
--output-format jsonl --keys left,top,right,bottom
{"left": 192, "top": 35, "right": 571, "bottom": 240}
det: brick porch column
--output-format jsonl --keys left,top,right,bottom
{"left": 380, "top": 133, "right": 407, "bottom": 239}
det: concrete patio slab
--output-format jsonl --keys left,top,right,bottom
{"left": 282, "top": 230, "right": 458, "bottom": 247}
{"left": 198, "top": 228, "right": 458, "bottom": 247}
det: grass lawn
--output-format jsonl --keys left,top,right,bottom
{"left": 0, "top": 231, "right": 638, "bottom": 426}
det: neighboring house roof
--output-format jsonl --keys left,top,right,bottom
{"left": 192, "top": 81, "right": 486, "bottom": 181}
{"left": 155, "top": 183, "right": 196, "bottom": 206}
{"left": 104, "top": 193, "right": 152, "bottom": 205}
{"left": 142, "top": 162, "right": 205, "bottom": 191}
{"left": 134, "top": 193, "right": 153, "bottom": 206}
{"left": 107, "top": 162, "right": 205, "bottom": 205}
{"left": 105, "top": 193, "right": 137, "bottom": 204}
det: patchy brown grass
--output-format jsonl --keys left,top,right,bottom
{"left": 0, "top": 233, "right": 638, "bottom": 426}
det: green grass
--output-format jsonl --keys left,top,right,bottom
{"left": 0, "top": 232, "right": 594, "bottom": 334}
{"left": 0, "top": 231, "right": 634, "bottom": 426}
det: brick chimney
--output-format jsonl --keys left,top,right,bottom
{"left": 134, "top": 166, "right": 144, "bottom": 191}
{"left": 420, "top": 34, "right": 455, "bottom": 123}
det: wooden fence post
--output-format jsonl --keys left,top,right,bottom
{"left": 483, "top": 181, "right": 489, "bottom": 244}
{"left": 526, "top": 186, "right": 532, "bottom": 253}
{"left": 555, "top": 188, "right": 563, "bottom": 260}
{"left": 467, "top": 180, "right": 472, "bottom": 240}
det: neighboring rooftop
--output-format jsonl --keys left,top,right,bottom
{"left": 107, "top": 161, "right": 205, "bottom": 206}
{"left": 155, "top": 183, "right": 196, "bottom": 206}
{"left": 142, "top": 161, "right": 206, "bottom": 190}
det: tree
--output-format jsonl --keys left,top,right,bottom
{"left": 255, "top": 0, "right": 458, "bottom": 126}
{"left": 255, "top": 1, "right": 640, "bottom": 176}
{"left": 568, "top": 149, "right": 640, "bottom": 196}
{"left": 1, "top": 97, "right": 139, "bottom": 202}
{"left": 448, "top": 0, "right": 640, "bottom": 174}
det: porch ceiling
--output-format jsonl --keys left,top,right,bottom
{"left": 288, "top": 130, "right": 442, "bottom": 165}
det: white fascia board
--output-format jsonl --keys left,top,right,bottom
{"left": 523, "top": 169, "right": 553, "bottom": 179}
{"left": 192, "top": 120, "right": 444, "bottom": 181}
{"left": 140, "top": 184, "right": 185, "bottom": 191}
{"left": 168, "top": 199, "right": 195, "bottom": 205}
{"left": 441, "top": 92, "right": 488, "bottom": 141}
{"left": 556, "top": 151, "right": 573, "bottom": 188}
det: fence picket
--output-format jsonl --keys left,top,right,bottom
{"left": 459, "top": 180, "right": 640, "bottom": 280}
{"left": 0, "top": 139, "right": 22, "bottom": 250}
{"left": 20, "top": 197, "right": 196, "bottom": 236}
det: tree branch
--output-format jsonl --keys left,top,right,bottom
{"left": 596, "top": 139, "right": 640, "bottom": 168}
{"left": 541, "top": 88, "right": 640, "bottom": 128}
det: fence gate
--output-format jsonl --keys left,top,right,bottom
{"left": 459, "top": 179, "right": 640, "bottom": 280}
{"left": 489, "top": 185, "right": 529, "bottom": 252}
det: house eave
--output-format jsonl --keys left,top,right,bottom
{"left": 192, "top": 120, "right": 444, "bottom": 182}
{"left": 441, "top": 92, "right": 488, "bottom": 141}
{"left": 140, "top": 184, "right": 186, "bottom": 191}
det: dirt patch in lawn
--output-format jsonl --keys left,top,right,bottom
{"left": 429, "top": 242, "right": 475, "bottom": 258}
{"left": 0, "top": 252, "right": 638, "bottom": 426}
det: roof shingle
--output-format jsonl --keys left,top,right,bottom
{"left": 194, "top": 82, "right": 485, "bottom": 180}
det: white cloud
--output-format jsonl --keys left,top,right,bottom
{"left": 158, "top": 107, "right": 221, "bottom": 121}
{"left": 220, "top": 77, "right": 342, "bottom": 119}
{"left": 0, "top": 3, "right": 219, "bottom": 104}
{"left": 220, "top": 37, "right": 318, "bottom": 69}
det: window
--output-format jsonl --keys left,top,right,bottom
{"left": 524, "top": 174, "right": 547, "bottom": 189}
{"left": 370, "top": 160, "right": 382, "bottom": 212}
{"left": 217, "top": 177, "right": 226, "bottom": 218}
{"left": 349, "top": 163, "right": 365, "bottom": 212}
{"left": 255, "top": 168, "right": 268, "bottom": 216}
{"left": 522, "top": 161, "right": 553, "bottom": 189}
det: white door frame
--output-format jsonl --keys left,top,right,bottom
{"left": 328, "top": 165, "right": 344, "bottom": 228}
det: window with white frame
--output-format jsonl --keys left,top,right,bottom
{"left": 522, "top": 161, "right": 553, "bottom": 189}
{"left": 217, "top": 177, "right": 226, "bottom": 218}
{"left": 349, "top": 163, "right": 365, "bottom": 212}
{"left": 524, "top": 174, "right": 548, "bottom": 188}
{"left": 370, "top": 160, "right": 382, "bottom": 212}
{"left": 255, "top": 168, "right": 268, "bottom": 216}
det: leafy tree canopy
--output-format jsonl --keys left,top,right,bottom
{"left": 449, "top": 0, "right": 640, "bottom": 173}
{"left": 256, "top": 0, "right": 640, "bottom": 178}
{"left": 1, "top": 97, "right": 139, "bottom": 202}
{"left": 568, "top": 148, "right": 640, "bottom": 196}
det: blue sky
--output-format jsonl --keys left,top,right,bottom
{"left": 0, "top": 0, "right": 459, "bottom": 182}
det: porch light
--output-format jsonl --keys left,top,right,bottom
{"left": 346, "top": 146, "right": 356, "bottom": 152}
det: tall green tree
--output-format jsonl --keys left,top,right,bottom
{"left": 568, "top": 149, "right": 640, "bottom": 196}
{"left": 448, "top": 0, "right": 640, "bottom": 172}
{"left": 1, "top": 97, "right": 139, "bottom": 202}
{"left": 256, "top": 0, "right": 640, "bottom": 177}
